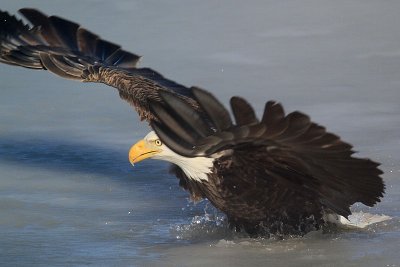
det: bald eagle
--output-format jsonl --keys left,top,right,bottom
{"left": 0, "top": 9, "right": 385, "bottom": 236}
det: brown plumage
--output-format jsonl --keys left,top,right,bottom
{"left": 0, "top": 8, "right": 198, "bottom": 121}
{"left": 1, "top": 9, "right": 385, "bottom": 236}
{"left": 151, "top": 88, "right": 384, "bottom": 235}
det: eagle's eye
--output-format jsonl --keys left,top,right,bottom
{"left": 154, "top": 139, "right": 162, "bottom": 146}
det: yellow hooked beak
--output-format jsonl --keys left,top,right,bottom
{"left": 129, "top": 139, "right": 161, "bottom": 165}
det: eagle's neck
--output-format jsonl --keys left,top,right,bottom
{"left": 179, "top": 156, "right": 214, "bottom": 182}
{"left": 154, "top": 152, "right": 214, "bottom": 182}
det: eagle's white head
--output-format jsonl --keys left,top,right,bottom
{"left": 129, "top": 131, "right": 214, "bottom": 182}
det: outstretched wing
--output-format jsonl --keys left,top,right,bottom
{"left": 0, "top": 8, "right": 197, "bottom": 121}
{"left": 149, "top": 87, "right": 385, "bottom": 217}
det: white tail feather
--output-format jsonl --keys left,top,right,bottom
{"left": 324, "top": 212, "right": 392, "bottom": 229}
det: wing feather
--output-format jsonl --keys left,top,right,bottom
{"left": 48, "top": 16, "right": 80, "bottom": 50}
{"left": 230, "top": 96, "right": 258, "bottom": 125}
{"left": 158, "top": 91, "right": 213, "bottom": 138}
{"left": 0, "top": 8, "right": 196, "bottom": 122}
{"left": 192, "top": 87, "right": 233, "bottom": 131}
